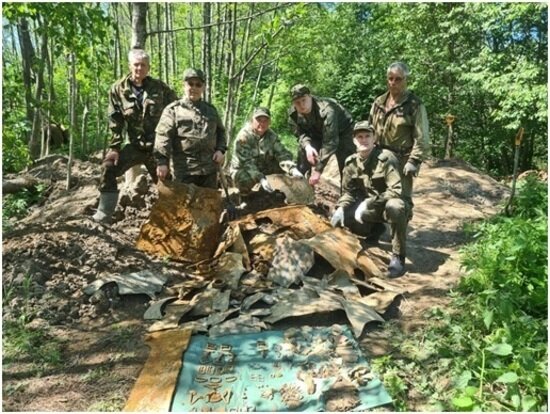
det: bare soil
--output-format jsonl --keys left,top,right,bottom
{"left": 2, "top": 156, "right": 510, "bottom": 411}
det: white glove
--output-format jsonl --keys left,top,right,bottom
{"left": 354, "top": 198, "right": 372, "bottom": 224}
{"left": 403, "top": 161, "right": 419, "bottom": 177}
{"left": 260, "top": 177, "right": 274, "bottom": 193}
{"left": 290, "top": 167, "right": 304, "bottom": 178}
{"left": 331, "top": 207, "right": 345, "bottom": 227}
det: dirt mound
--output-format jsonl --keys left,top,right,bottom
{"left": 2, "top": 155, "right": 510, "bottom": 411}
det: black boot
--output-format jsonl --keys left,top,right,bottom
{"left": 366, "top": 222, "right": 386, "bottom": 244}
{"left": 388, "top": 254, "right": 405, "bottom": 278}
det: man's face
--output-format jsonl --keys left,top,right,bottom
{"left": 129, "top": 58, "right": 150, "bottom": 84}
{"left": 293, "top": 95, "right": 313, "bottom": 115}
{"left": 353, "top": 130, "right": 375, "bottom": 153}
{"left": 184, "top": 78, "right": 204, "bottom": 102}
{"left": 252, "top": 116, "right": 270, "bottom": 136}
{"left": 387, "top": 69, "right": 407, "bottom": 96}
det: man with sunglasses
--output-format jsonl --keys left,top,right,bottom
{"left": 93, "top": 48, "right": 178, "bottom": 224}
{"left": 369, "top": 62, "right": 430, "bottom": 219}
{"left": 154, "top": 68, "right": 226, "bottom": 188}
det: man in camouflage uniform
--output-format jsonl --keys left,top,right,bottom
{"left": 154, "top": 68, "right": 226, "bottom": 188}
{"left": 230, "top": 107, "right": 303, "bottom": 194}
{"left": 93, "top": 48, "right": 178, "bottom": 223}
{"left": 331, "top": 121, "right": 408, "bottom": 277}
{"left": 288, "top": 84, "right": 355, "bottom": 187}
{"left": 369, "top": 61, "right": 430, "bottom": 215}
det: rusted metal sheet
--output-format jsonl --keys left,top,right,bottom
{"left": 267, "top": 235, "right": 315, "bottom": 287}
{"left": 303, "top": 228, "right": 363, "bottom": 276}
{"left": 136, "top": 181, "right": 223, "bottom": 262}
{"left": 214, "top": 223, "right": 251, "bottom": 271}
{"left": 124, "top": 328, "right": 192, "bottom": 412}
{"left": 83, "top": 270, "right": 168, "bottom": 299}
{"left": 235, "top": 205, "right": 332, "bottom": 239}
{"left": 265, "top": 173, "right": 315, "bottom": 205}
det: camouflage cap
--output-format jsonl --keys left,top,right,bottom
{"left": 183, "top": 68, "right": 205, "bottom": 82}
{"left": 290, "top": 84, "right": 311, "bottom": 100}
{"left": 253, "top": 107, "right": 271, "bottom": 119}
{"left": 353, "top": 120, "right": 375, "bottom": 134}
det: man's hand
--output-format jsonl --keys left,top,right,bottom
{"left": 260, "top": 177, "right": 274, "bottom": 192}
{"left": 403, "top": 161, "right": 419, "bottom": 177}
{"left": 331, "top": 207, "right": 345, "bottom": 227}
{"left": 103, "top": 150, "right": 119, "bottom": 167}
{"left": 309, "top": 170, "right": 321, "bottom": 186}
{"left": 305, "top": 144, "right": 319, "bottom": 165}
{"left": 157, "top": 165, "right": 169, "bottom": 181}
{"left": 212, "top": 150, "right": 225, "bottom": 164}
{"left": 290, "top": 167, "right": 304, "bottom": 178}
{"left": 354, "top": 198, "right": 373, "bottom": 224}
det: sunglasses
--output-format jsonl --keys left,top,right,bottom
{"left": 187, "top": 81, "right": 204, "bottom": 88}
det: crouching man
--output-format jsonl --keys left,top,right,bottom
{"left": 230, "top": 106, "right": 303, "bottom": 195}
{"left": 330, "top": 121, "right": 408, "bottom": 277}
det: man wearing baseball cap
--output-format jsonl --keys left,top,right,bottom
{"left": 331, "top": 120, "right": 408, "bottom": 277}
{"left": 154, "top": 68, "right": 226, "bottom": 188}
{"left": 230, "top": 106, "right": 303, "bottom": 194}
{"left": 288, "top": 84, "right": 355, "bottom": 187}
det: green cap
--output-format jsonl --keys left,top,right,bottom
{"left": 253, "top": 107, "right": 271, "bottom": 119}
{"left": 353, "top": 121, "right": 375, "bottom": 134}
{"left": 290, "top": 84, "right": 310, "bottom": 100}
{"left": 183, "top": 68, "right": 205, "bottom": 82}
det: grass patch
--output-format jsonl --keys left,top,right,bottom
{"left": 2, "top": 319, "right": 64, "bottom": 372}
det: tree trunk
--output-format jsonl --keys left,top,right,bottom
{"left": 164, "top": 2, "right": 170, "bottom": 82}
{"left": 17, "top": 17, "right": 35, "bottom": 138}
{"left": 81, "top": 99, "right": 89, "bottom": 156}
{"left": 3, "top": 175, "right": 49, "bottom": 195}
{"left": 202, "top": 3, "right": 212, "bottom": 101}
{"left": 66, "top": 52, "right": 77, "bottom": 190}
{"left": 223, "top": 3, "right": 237, "bottom": 146}
{"left": 30, "top": 16, "right": 48, "bottom": 160}
{"left": 233, "top": 5, "right": 254, "bottom": 121}
{"left": 156, "top": 3, "right": 162, "bottom": 79}
{"left": 188, "top": 4, "right": 195, "bottom": 68}
{"left": 131, "top": 3, "right": 148, "bottom": 48}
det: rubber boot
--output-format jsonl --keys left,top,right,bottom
{"left": 388, "top": 254, "right": 405, "bottom": 278}
{"left": 92, "top": 191, "right": 119, "bottom": 224}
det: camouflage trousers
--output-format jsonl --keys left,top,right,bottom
{"left": 343, "top": 198, "right": 408, "bottom": 257}
{"left": 99, "top": 143, "right": 157, "bottom": 193}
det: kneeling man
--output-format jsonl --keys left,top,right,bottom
{"left": 331, "top": 121, "right": 408, "bottom": 277}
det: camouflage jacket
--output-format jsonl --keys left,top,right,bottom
{"left": 288, "top": 96, "right": 354, "bottom": 173}
{"left": 108, "top": 74, "right": 178, "bottom": 151}
{"left": 154, "top": 97, "right": 227, "bottom": 176}
{"left": 337, "top": 147, "right": 403, "bottom": 209}
{"left": 230, "top": 124, "right": 295, "bottom": 181}
{"left": 368, "top": 90, "right": 430, "bottom": 165}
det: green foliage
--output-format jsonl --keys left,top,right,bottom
{"left": 2, "top": 320, "right": 64, "bottom": 368}
{"left": 371, "top": 179, "right": 547, "bottom": 411}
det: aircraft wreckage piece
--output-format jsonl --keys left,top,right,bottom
{"left": 235, "top": 205, "right": 332, "bottom": 239}
{"left": 265, "top": 173, "right": 315, "bottom": 205}
{"left": 214, "top": 223, "right": 251, "bottom": 271}
{"left": 136, "top": 181, "right": 223, "bottom": 263}
{"left": 267, "top": 234, "right": 315, "bottom": 288}
{"left": 83, "top": 270, "right": 168, "bottom": 299}
{"left": 124, "top": 328, "right": 192, "bottom": 412}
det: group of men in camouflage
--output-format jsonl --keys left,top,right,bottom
{"left": 93, "top": 48, "right": 429, "bottom": 277}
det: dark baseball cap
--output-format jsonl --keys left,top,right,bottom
{"left": 183, "top": 68, "right": 205, "bottom": 82}
{"left": 253, "top": 107, "right": 271, "bottom": 119}
{"left": 290, "top": 84, "right": 311, "bottom": 100}
{"left": 353, "top": 121, "right": 375, "bottom": 134}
